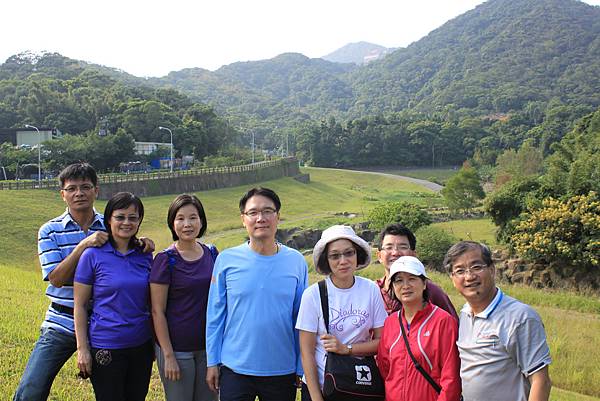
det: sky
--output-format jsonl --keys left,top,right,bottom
{"left": 3, "top": 0, "right": 600, "bottom": 78}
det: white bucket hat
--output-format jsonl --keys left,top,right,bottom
{"left": 390, "top": 256, "right": 428, "bottom": 279}
{"left": 312, "top": 225, "right": 372, "bottom": 274}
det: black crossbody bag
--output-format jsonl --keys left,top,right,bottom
{"left": 318, "top": 280, "right": 385, "bottom": 401}
{"left": 398, "top": 311, "right": 442, "bottom": 393}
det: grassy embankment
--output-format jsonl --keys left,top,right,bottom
{"left": 1, "top": 167, "right": 598, "bottom": 400}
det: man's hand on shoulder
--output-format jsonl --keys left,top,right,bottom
{"left": 138, "top": 237, "right": 155, "bottom": 253}
{"left": 48, "top": 232, "right": 108, "bottom": 287}
{"left": 80, "top": 231, "right": 109, "bottom": 249}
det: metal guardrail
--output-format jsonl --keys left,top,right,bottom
{"left": 0, "top": 158, "right": 296, "bottom": 190}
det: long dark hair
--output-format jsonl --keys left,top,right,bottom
{"left": 104, "top": 192, "right": 144, "bottom": 250}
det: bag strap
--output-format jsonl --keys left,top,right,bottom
{"left": 206, "top": 243, "right": 218, "bottom": 262}
{"left": 399, "top": 311, "right": 442, "bottom": 394}
{"left": 318, "top": 280, "right": 330, "bottom": 334}
{"left": 165, "top": 243, "right": 217, "bottom": 278}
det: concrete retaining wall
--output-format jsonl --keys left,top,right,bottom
{"left": 98, "top": 158, "right": 301, "bottom": 199}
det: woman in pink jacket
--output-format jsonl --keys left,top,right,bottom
{"left": 377, "top": 256, "right": 461, "bottom": 401}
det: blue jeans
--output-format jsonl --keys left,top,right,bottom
{"left": 219, "top": 366, "right": 297, "bottom": 401}
{"left": 13, "top": 327, "right": 77, "bottom": 401}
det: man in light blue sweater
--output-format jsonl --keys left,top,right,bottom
{"left": 206, "top": 187, "right": 308, "bottom": 401}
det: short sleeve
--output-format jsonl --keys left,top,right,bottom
{"left": 296, "top": 285, "right": 320, "bottom": 333}
{"left": 509, "top": 314, "right": 552, "bottom": 376}
{"left": 150, "top": 251, "right": 172, "bottom": 284}
{"left": 38, "top": 224, "right": 61, "bottom": 280}
{"left": 74, "top": 248, "right": 95, "bottom": 285}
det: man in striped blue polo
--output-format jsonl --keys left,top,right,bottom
{"left": 13, "top": 163, "right": 153, "bottom": 401}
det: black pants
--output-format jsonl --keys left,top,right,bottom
{"left": 90, "top": 340, "right": 153, "bottom": 401}
{"left": 219, "top": 365, "right": 297, "bottom": 401}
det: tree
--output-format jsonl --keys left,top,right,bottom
{"left": 367, "top": 201, "right": 431, "bottom": 232}
{"left": 494, "top": 140, "right": 544, "bottom": 186}
{"left": 441, "top": 163, "right": 485, "bottom": 213}
{"left": 414, "top": 226, "right": 457, "bottom": 271}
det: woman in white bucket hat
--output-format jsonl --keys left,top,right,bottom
{"left": 295, "top": 225, "right": 388, "bottom": 401}
{"left": 376, "top": 256, "right": 461, "bottom": 401}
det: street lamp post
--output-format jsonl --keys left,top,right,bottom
{"left": 158, "top": 126, "right": 173, "bottom": 173}
{"left": 251, "top": 130, "right": 255, "bottom": 164}
{"left": 24, "top": 124, "right": 41, "bottom": 187}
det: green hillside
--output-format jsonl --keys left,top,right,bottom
{"left": 350, "top": 0, "right": 600, "bottom": 115}
{"left": 1, "top": 168, "right": 600, "bottom": 400}
{"left": 0, "top": 167, "right": 434, "bottom": 270}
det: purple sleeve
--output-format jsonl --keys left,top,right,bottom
{"left": 427, "top": 281, "right": 459, "bottom": 320}
{"left": 150, "top": 251, "right": 172, "bottom": 284}
{"left": 74, "top": 248, "right": 95, "bottom": 285}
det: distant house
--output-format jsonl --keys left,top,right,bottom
{"left": 0, "top": 127, "right": 60, "bottom": 147}
{"left": 134, "top": 141, "right": 172, "bottom": 155}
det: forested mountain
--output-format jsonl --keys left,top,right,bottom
{"left": 142, "top": 0, "right": 600, "bottom": 129}
{"left": 349, "top": 0, "right": 600, "bottom": 116}
{"left": 322, "top": 42, "right": 392, "bottom": 65}
{"left": 151, "top": 53, "right": 356, "bottom": 128}
{"left": 2, "top": 0, "right": 600, "bottom": 171}
{"left": 0, "top": 52, "right": 237, "bottom": 174}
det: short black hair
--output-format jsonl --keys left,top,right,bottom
{"left": 443, "top": 241, "right": 493, "bottom": 274}
{"left": 58, "top": 162, "right": 98, "bottom": 188}
{"left": 104, "top": 192, "right": 144, "bottom": 250}
{"left": 377, "top": 223, "right": 416, "bottom": 250}
{"left": 316, "top": 241, "right": 369, "bottom": 275}
{"left": 239, "top": 187, "right": 281, "bottom": 213}
{"left": 387, "top": 274, "right": 430, "bottom": 303}
{"left": 167, "top": 194, "right": 208, "bottom": 241}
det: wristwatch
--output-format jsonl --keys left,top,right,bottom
{"left": 346, "top": 344, "right": 353, "bottom": 355}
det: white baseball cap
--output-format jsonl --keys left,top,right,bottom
{"left": 390, "top": 256, "right": 428, "bottom": 279}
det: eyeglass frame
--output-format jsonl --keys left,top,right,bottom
{"left": 380, "top": 243, "right": 412, "bottom": 252}
{"left": 111, "top": 214, "right": 141, "bottom": 223}
{"left": 61, "top": 184, "right": 96, "bottom": 193}
{"left": 241, "top": 208, "right": 278, "bottom": 219}
{"left": 327, "top": 248, "right": 357, "bottom": 261}
{"left": 451, "top": 263, "right": 490, "bottom": 278}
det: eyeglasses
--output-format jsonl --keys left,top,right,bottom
{"left": 381, "top": 244, "right": 411, "bottom": 252}
{"left": 62, "top": 184, "right": 95, "bottom": 193}
{"left": 242, "top": 208, "right": 277, "bottom": 219}
{"left": 327, "top": 249, "right": 356, "bottom": 261}
{"left": 112, "top": 215, "right": 140, "bottom": 223}
{"left": 452, "top": 264, "right": 489, "bottom": 277}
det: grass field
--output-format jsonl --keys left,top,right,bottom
{"left": 1, "top": 167, "right": 598, "bottom": 400}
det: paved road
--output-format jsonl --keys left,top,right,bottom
{"left": 327, "top": 167, "right": 444, "bottom": 192}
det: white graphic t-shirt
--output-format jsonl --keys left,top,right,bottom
{"left": 296, "top": 276, "right": 388, "bottom": 386}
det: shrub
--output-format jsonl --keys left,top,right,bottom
{"left": 441, "top": 164, "right": 485, "bottom": 213}
{"left": 510, "top": 191, "right": 600, "bottom": 270}
{"left": 415, "top": 226, "right": 458, "bottom": 271}
{"left": 484, "top": 176, "right": 542, "bottom": 242}
{"left": 367, "top": 201, "right": 431, "bottom": 232}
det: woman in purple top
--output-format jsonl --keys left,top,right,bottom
{"left": 74, "top": 192, "right": 153, "bottom": 401}
{"left": 150, "top": 194, "right": 218, "bottom": 401}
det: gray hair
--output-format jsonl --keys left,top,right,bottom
{"left": 443, "top": 241, "right": 493, "bottom": 273}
